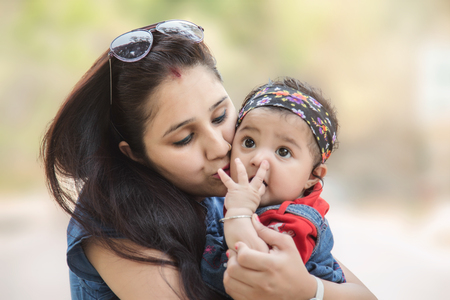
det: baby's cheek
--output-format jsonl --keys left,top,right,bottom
{"left": 229, "top": 163, "right": 238, "bottom": 182}
{"left": 229, "top": 149, "right": 238, "bottom": 180}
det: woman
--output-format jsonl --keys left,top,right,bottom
{"left": 41, "top": 20, "right": 376, "bottom": 299}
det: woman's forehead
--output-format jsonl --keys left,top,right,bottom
{"left": 145, "top": 65, "right": 231, "bottom": 133}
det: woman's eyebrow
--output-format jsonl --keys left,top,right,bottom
{"left": 209, "top": 96, "right": 228, "bottom": 111}
{"left": 163, "top": 96, "right": 229, "bottom": 138}
{"left": 163, "top": 118, "right": 195, "bottom": 137}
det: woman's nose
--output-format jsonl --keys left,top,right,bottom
{"left": 204, "top": 127, "right": 229, "bottom": 161}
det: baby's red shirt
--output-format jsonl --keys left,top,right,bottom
{"left": 258, "top": 183, "right": 329, "bottom": 263}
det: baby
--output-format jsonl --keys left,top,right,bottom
{"left": 218, "top": 77, "right": 345, "bottom": 284}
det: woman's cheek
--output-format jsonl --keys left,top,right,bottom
{"left": 226, "top": 116, "right": 238, "bottom": 142}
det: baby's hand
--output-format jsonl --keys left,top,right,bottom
{"left": 218, "top": 158, "right": 269, "bottom": 213}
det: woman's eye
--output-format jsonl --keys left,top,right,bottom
{"left": 276, "top": 147, "right": 291, "bottom": 158}
{"left": 242, "top": 138, "right": 255, "bottom": 148}
{"left": 212, "top": 109, "right": 227, "bottom": 124}
{"left": 173, "top": 134, "right": 193, "bottom": 147}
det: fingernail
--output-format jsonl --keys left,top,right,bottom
{"left": 253, "top": 214, "right": 261, "bottom": 223}
{"left": 235, "top": 243, "right": 239, "bottom": 251}
{"left": 226, "top": 251, "right": 230, "bottom": 258}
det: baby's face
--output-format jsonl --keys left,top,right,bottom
{"left": 231, "top": 108, "right": 317, "bottom": 207}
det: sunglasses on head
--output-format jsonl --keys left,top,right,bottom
{"left": 108, "top": 20, "right": 204, "bottom": 140}
{"left": 109, "top": 19, "right": 204, "bottom": 102}
{"left": 109, "top": 19, "right": 204, "bottom": 63}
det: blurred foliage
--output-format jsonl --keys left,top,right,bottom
{"left": 1, "top": 0, "right": 449, "bottom": 208}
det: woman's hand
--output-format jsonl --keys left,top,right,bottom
{"left": 223, "top": 216, "right": 316, "bottom": 300}
{"left": 224, "top": 217, "right": 378, "bottom": 300}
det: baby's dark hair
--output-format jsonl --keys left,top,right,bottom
{"left": 241, "top": 76, "right": 339, "bottom": 167}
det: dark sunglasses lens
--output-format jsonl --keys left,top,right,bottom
{"left": 157, "top": 20, "right": 203, "bottom": 42}
{"left": 110, "top": 31, "right": 153, "bottom": 62}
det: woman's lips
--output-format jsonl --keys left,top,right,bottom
{"left": 213, "top": 164, "right": 230, "bottom": 179}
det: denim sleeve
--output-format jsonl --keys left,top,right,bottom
{"left": 67, "top": 218, "right": 103, "bottom": 282}
{"left": 67, "top": 218, "right": 119, "bottom": 299}
{"left": 201, "top": 234, "right": 232, "bottom": 298}
{"left": 69, "top": 270, "right": 119, "bottom": 300}
{"left": 305, "top": 219, "right": 346, "bottom": 283}
{"left": 200, "top": 197, "right": 232, "bottom": 299}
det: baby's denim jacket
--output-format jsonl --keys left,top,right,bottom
{"left": 257, "top": 203, "right": 345, "bottom": 283}
{"left": 200, "top": 196, "right": 345, "bottom": 298}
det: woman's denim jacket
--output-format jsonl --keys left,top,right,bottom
{"left": 67, "top": 197, "right": 226, "bottom": 300}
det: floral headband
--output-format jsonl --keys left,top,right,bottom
{"left": 237, "top": 85, "right": 337, "bottom": 163}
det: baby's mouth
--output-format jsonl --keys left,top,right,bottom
{"left": 249, "top": 176, "right": 268, "bottom": 187}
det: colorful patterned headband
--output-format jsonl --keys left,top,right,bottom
{"left": 237, "top": 85, "right": 337, "bottom": 163}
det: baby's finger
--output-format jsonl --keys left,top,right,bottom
{"left": 218, "top": 168, "right": 236, "bottom": 189}
{"left": 258, "top": 183, "right": 266, "bottom": 197}
{"left": 235, "top": 158, "right": 250, "bottom": 185}
{"left": 250, "top": 160, "right": 269, "bottom": 190}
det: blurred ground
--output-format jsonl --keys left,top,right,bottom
{"left": 0, "top": 192, "right": 70, "bottom": 300}
{"left": 325, "top": 184, "right": 450, "bottom": 299}
{"left": 1, "top": 189, "right": 449, "bottom": 299}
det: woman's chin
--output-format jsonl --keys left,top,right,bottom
{"left": 187, "top": 181, "right": 227, "bottom": 200}
{"left": 206, "top": 181, "right": 227, "bottom": 198}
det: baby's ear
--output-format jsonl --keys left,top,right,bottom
{"left": 304, "top": 164, "right": 327, "bottom": 189}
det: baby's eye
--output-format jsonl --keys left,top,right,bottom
{"left": 276, "top": 147, "right": 291, "bottom": 158}
{"left": 242, "top": 138, "right": 255, "bottom": 148}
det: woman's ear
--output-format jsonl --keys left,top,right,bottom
{"left": 119, "top": 141, "right": 142, "bottom": 163}
{"left": 304, "top": 164, "right": 328, "bottom": 189}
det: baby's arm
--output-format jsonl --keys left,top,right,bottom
{"left": 218, "top": 158, "right": 269, "bottom": 253}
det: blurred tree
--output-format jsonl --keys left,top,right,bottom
{"left": 0, "top": 0, "right": 449, "bottom": 207}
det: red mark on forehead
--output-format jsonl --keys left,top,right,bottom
{"left": 170, "top": 67, "right": 182, "bottom": 78}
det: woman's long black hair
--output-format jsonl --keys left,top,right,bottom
{"left": 41, "top": 30, "right": 227, "bottom": 300}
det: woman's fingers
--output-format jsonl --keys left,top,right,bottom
{"left": 229, "top": 216, "right": 301, "bottom": 271}
{"left": 224, "top": 248, "right": 261, "bottom": 300}
{"left": 233, "top": 241, "right": 272, "bottom": 271}
{"left": 224, "top": 220, "right": 313, "bottom": 300}
{"left": 225, "top": 241, "right": 296, "bottom": 300}
{"left": 224, "top": 268, "right": 256, "bottom": 300}
{"left": 252, "top": 215, "right": 298, "bottom": 251}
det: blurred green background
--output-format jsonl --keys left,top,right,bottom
{"left": 1, "top": 0, "right": 449, "bottom": 299}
